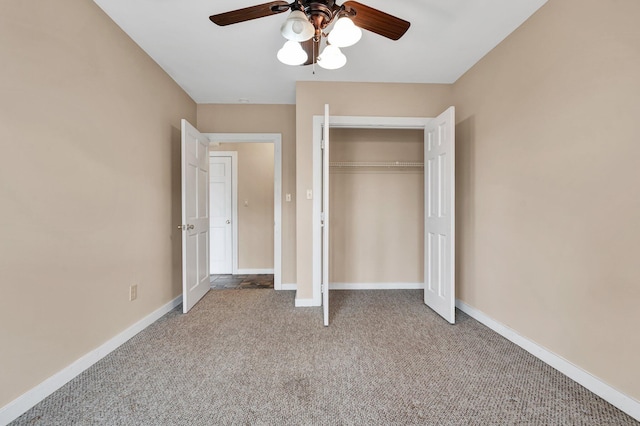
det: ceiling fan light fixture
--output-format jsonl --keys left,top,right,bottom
{"left": 281, "top": 10, "right": 315, "bottom": 42}
{"left": 327, "top": 16, "right": 362, "bottom": 47}
{"left": 277, "top": 40, "right": 308, "bottom": 66}
{"left": 317, "top": 44, "right": 347, "bottom": 70}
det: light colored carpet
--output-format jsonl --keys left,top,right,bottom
{"left": 13, "top": 290, "right": 637, "bottom": 425}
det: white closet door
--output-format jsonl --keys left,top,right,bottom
{"left": 322, "top": 104, "right": 330, "bottom": 326}
{"left": 424, "top": 107, "right": 455, "bottom": 324}
{"left": 181, "top": 119, "right": 210, "bottom": 314}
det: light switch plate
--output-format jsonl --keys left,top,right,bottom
{"left": 306, "top": 190, "right": 312, "bottom": 200}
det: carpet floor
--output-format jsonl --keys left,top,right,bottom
{"left": 13, "top": 290, "right": 637, "bottom": 425}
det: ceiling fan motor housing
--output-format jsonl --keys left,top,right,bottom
{"left": 303, "top": 1, "right": 341, "bottom": 30}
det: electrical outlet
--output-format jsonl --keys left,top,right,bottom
{"left": 129, "top": 284, "right": 138, "bottom": 301}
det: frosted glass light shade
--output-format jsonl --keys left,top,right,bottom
{"left": 327, "top": 17, "right": 362, "bottom": 47}
{"left": 277, "top": 40, "right": 308, "bottom": 66}
{"left": 317, "top": 45, "right": 347, "bottom": 70}
{"left": 281, "top": 10, "right": 314, "bottom": 42}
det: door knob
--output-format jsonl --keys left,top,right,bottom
{"left": 177, "top": 224, "right": 185, "bottom": 230}
{"left": 226, "top": 220, "right": 231, "bottom": 224}
{"left": 187, "top": 224, "right": 194, "bottom": 230}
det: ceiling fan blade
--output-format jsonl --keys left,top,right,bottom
{"left": 301, "top": 38, "right": 320, "bottom": 65}
{"left": 210, "top": 1, "right": 290, "bottom": 26}
{"left": 342, "top": 1, "right": 410, "bottom": 40}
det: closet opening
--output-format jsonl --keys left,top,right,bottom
{"left": 328, "top": 127, "right": 425, "bottom": 289}
{"left": 312, "top": 108, "right": 455, "bottom": 326}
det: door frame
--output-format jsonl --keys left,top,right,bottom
{"left": 206, "top": 133, "right": 283, "bottom": 290}
{"left": 209, "top": 151, "right": 237, "bottom": 275}
{"left": 312, "top": 115, "right": 432, "bottom": 306}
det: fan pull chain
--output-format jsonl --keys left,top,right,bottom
{"left": 312, "top": 39, "right": 316, "bottom": 75}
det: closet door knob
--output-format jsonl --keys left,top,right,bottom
{"left": 226, "top": 220, "right": 231, "bottom": 224}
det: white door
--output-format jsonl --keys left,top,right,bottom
{"left": 209, "top": 155, "right": 233, "bottom": 274}
{"left": 322, "top": 104, "right": 330, "bottom": 326}
{"left": 181, "top": 119, "right": 210, "bottom": 313}
{"left": 424, "top": 107, "right": 456, "bottom": 324}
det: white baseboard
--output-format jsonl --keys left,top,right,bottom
{"left": 455, "top": 300, "right": 640, "bottom": 422}
{"left": 330, "top": 282, "right": 424, "bottom": 290}
{"left": 235, "top": 268, "right": 274, "bottom": 275}
{"left": 294, "top": 296, "right": 320, "bottom": 307}
{"left": 0, "top": 296, "right": 183, "bottom": 426}
{"left": 279, "top": 283, "right": 297, "bottom": 291}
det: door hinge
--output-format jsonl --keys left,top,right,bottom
{"left": 320, "top": 212, "right": 325, "bottom": 227}
{"left": 321, "top": 138, "right": 325, "bottom": 150}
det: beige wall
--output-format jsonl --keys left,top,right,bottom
{"left": 453, "top": 0, "right": 640, "bottom": 401}
{"left": 0, "top": 0, "right": 196, "bottom": 408}
{"left": 210, "top": 143, "right": 275, "bottom": 269}
{"left": 329, "top": 129, "right": 424, "bottom": 283}
{"left": 295, "top": 82, "right": 452, "bottom": 298}
{"left": 197, "top": 104, "right": 296, "bottom": 283}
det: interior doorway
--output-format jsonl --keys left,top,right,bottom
{"left": 205, "top": 133, "right": 283, "bottom": 290}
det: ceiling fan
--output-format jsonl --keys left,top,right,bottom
{"left": 209, "top": 1, "right": 410, "bottom": 69}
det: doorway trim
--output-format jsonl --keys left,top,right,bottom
{"left": 205, "top": 133, "right": 283, "bottom": 290}
{"left": 312, "top": 115, "right": 432, "bottom": 305}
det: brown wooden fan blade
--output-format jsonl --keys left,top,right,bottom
{"left": 210, "top": 1, "right": 290, "bottom": 26}
{"left": 342, "top": 1, "right": 410, "bottom": 40}
{"left": 301, "top": 38, "right": 320, "bottom": 65}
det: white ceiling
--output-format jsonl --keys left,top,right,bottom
{"left": 92, "top": 0, "right": 547, "bottom": 104}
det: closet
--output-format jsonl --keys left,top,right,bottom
{"left": 312, "top": 106, "right": 456, "bottom": 327}
{"left": 328, "top": 127, "right": 425, "bottom": 288}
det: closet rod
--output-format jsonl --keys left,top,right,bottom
{"left": 329, "top": 161, "right": 424, "bottom": 168}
